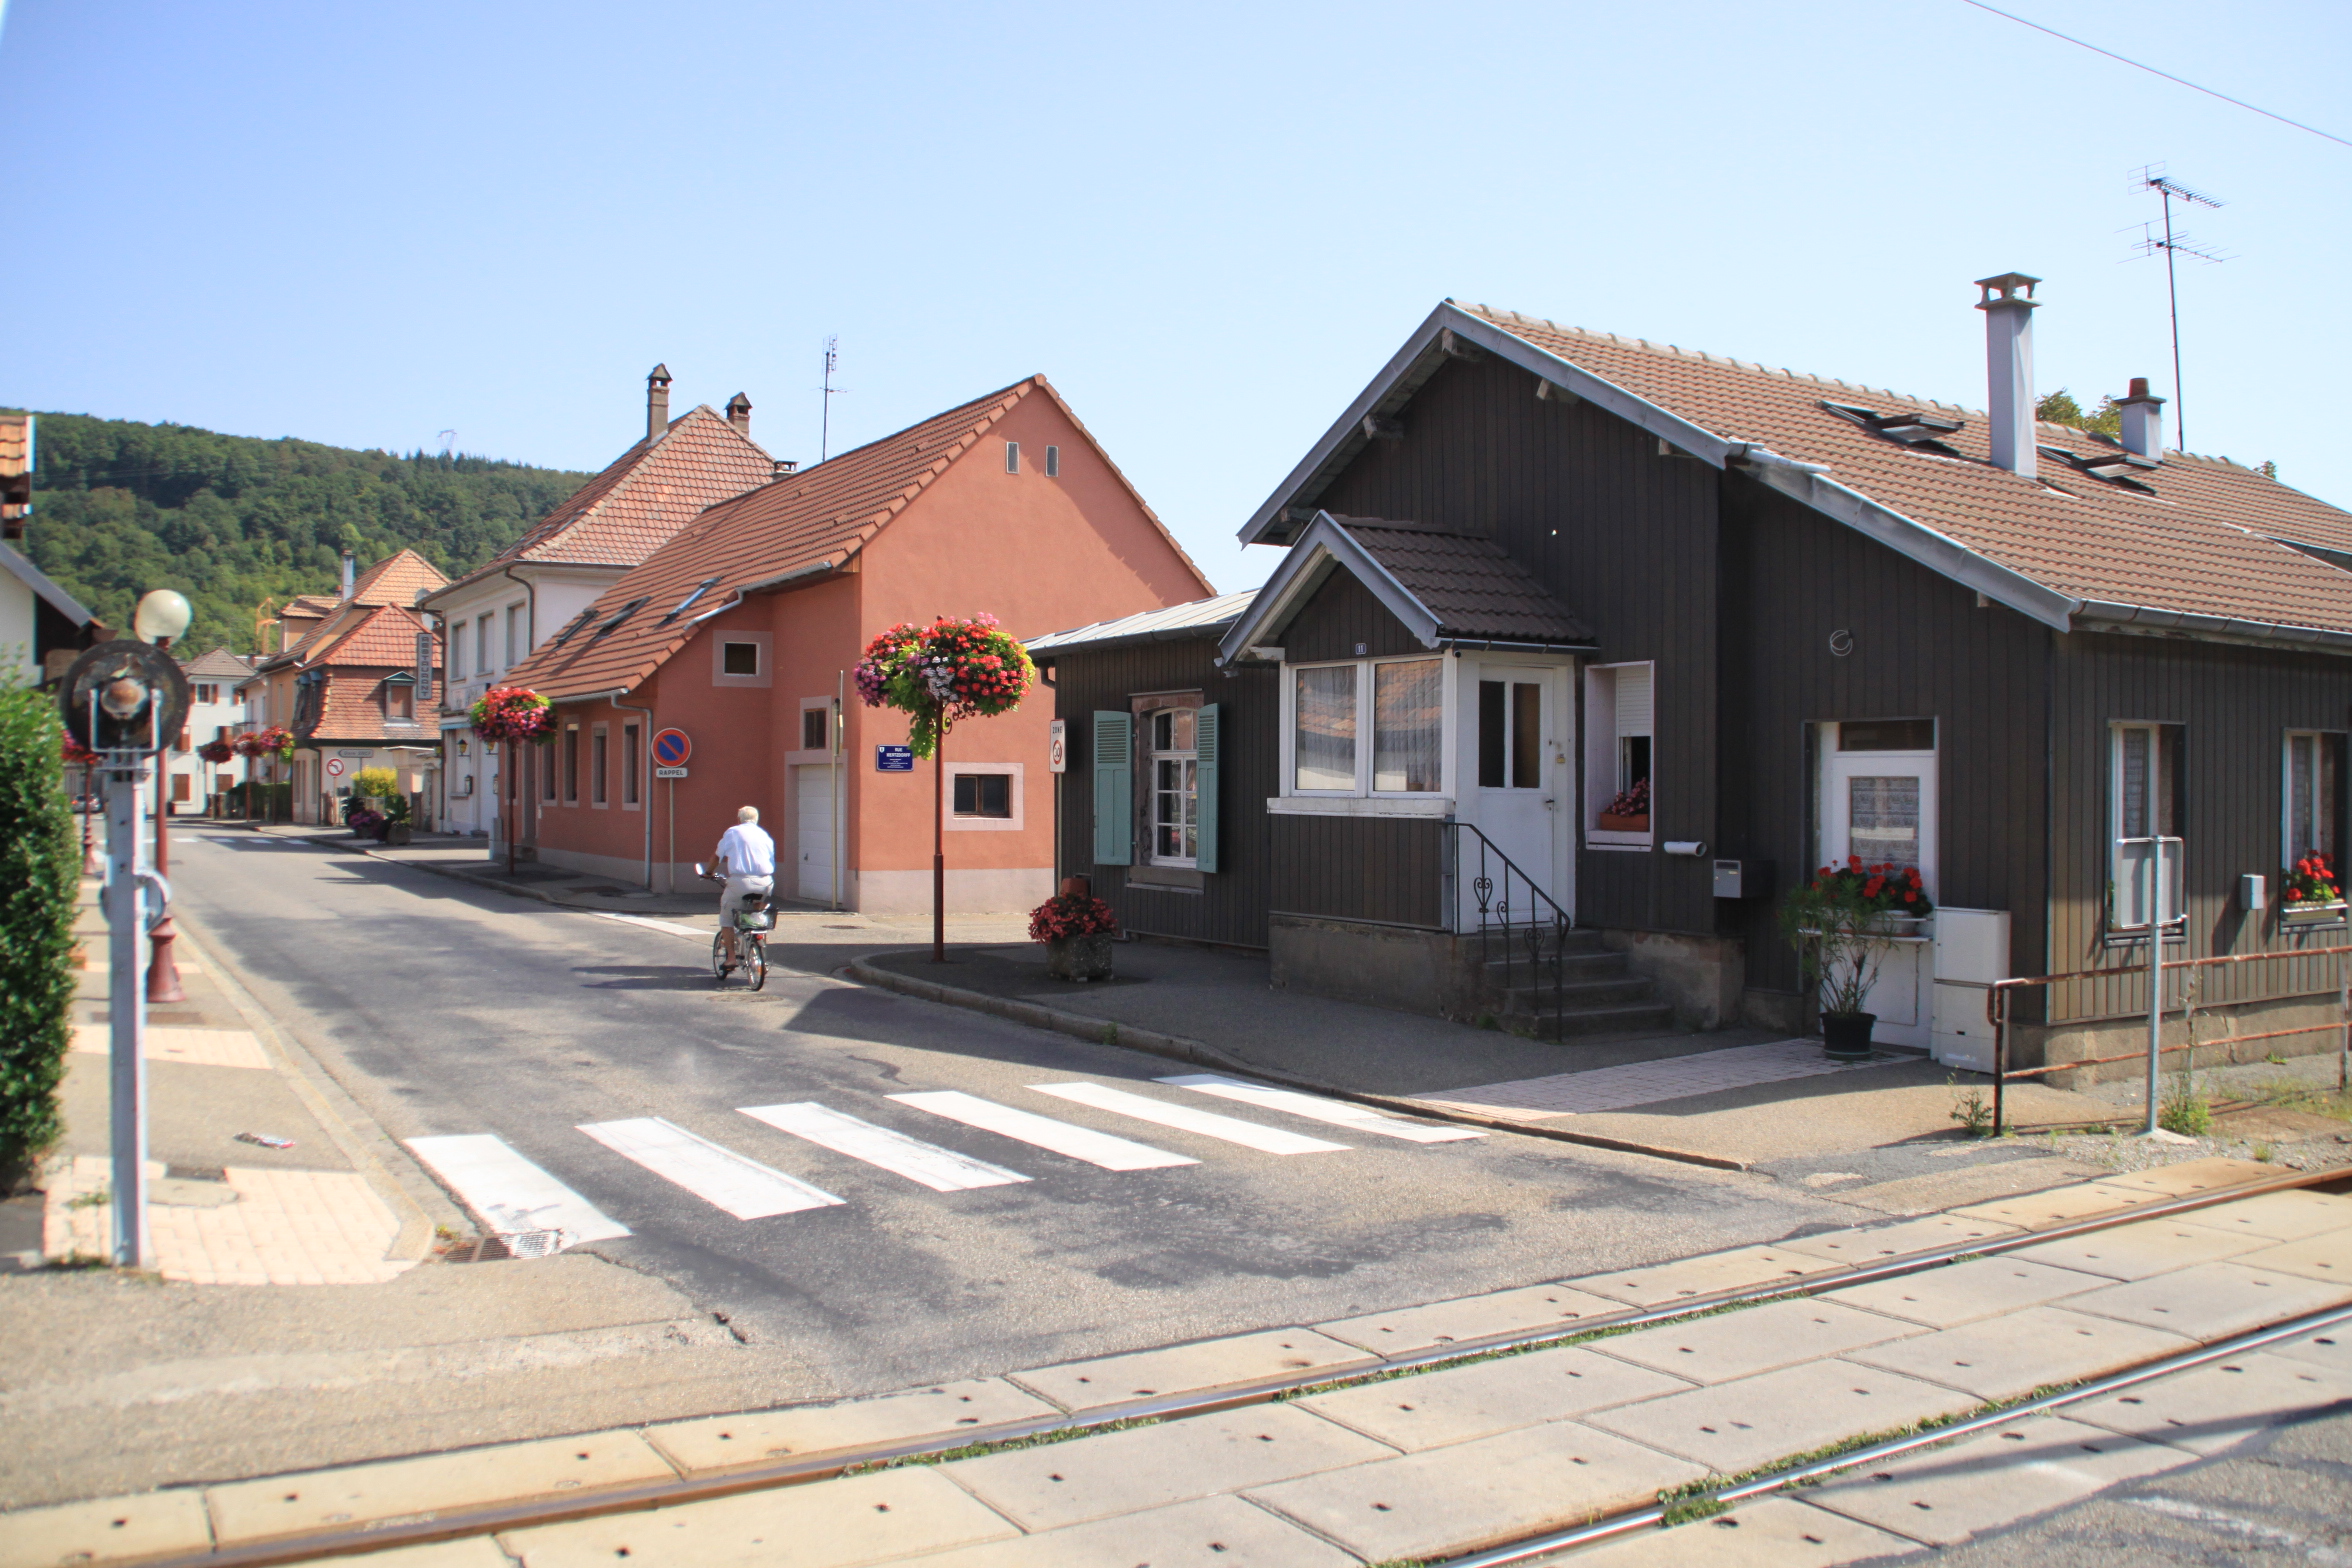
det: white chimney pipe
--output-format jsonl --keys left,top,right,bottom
{"left": 1974, "top": 273, "right": 2041, "bottom": 478}
{"left": 646, "top": 363, "right": 672, "bottom": 442}
{"left": 340, "top": 550, "right": 356, "bottom": 602}
{"left": 2117, "top": 376, "right": 2167, "bottom": 458}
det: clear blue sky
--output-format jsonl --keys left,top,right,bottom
{"left": 4, "top": 0, "right": 2345, "bottom": 594}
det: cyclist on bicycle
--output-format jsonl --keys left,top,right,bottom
{"left": 713, "top": 805, "right": 775, "bottom": 967}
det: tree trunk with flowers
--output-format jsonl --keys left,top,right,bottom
{"left": 854, "top": 616, "right": 1036, "bottom": 961}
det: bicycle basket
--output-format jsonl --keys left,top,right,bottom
{"left": 734, "top": 906, "right": 773, "bottom": 931}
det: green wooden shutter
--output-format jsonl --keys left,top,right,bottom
{"left": 1092, "top": 711, "right": 1133, "bottom": 865}
{"left": 1195, "top": 703, "right": 1220, "bottom": 874}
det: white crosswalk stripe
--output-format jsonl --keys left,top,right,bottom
{"left": 405, "top": 1133, "right": 631, "bottom": 1252}
{"left": 578, "top": 1117, "right": 844, "bottom": 1219}
{"left": 1028, "top": 1081, "right": 1349, "bottom": 1155}
{"left": 1155, "top": 1074, "right": 1486, "bottom": 1143}
{"left": 738, "top": 1102, "right": 1030, "bottom": 1192}
{"left": 889, "top": 1090, "right": 1196, "bottom": 1171}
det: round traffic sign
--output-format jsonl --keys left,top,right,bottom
{"left": 325, "top": 757, "right": 346, "bottom": 779}
{"left": 652, "top": 728, "right": 691, "bottom": 767}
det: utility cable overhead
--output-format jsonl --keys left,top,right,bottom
{"left": 1955, "top": 0, "right": 2351, "bottom": 150}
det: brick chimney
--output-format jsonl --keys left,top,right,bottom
{"left": 726, "top": 391, "right": 752, "bottom": 437}
{"left": 646, "top": 363, "right": 672, "bottom": 442}
{"left": 2117, "top": 376, "right": 2167, "bottom": 458}
{"left": 1973, "top": 273, "right": 2042, "bottom": 478}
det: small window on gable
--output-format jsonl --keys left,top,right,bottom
{"left": 1004, "top": 441, "right": 1020, "bottom": 474}
{"left": 1044, "top": 445, "right": 1061, "bottom": 478}
{"left": 722, "top": 642, "right": 760, "bottom": 677}
{"left": 802, "top": 707, "right": 828, "bottom": 751}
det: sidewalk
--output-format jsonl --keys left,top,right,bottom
{"left": 10, "top": 1160, "right": 2347, "bottom": 1567}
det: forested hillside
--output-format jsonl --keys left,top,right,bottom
{"left": 17, "top": 413, "right": 592, "bottom": 655}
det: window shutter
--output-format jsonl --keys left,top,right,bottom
{"left": 1091, "top": 712, "right": 1132, "bottom": 865}
{"left": 1196, "top": 703, "right": 1220, "bottom": 874}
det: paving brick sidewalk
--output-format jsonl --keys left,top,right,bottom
{"left": 10, "top": 1160, "right": 2346, "bottom": 1567}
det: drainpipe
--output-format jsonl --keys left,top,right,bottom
{"left": 608, "top": 688, "right": 657, "bottom": 890}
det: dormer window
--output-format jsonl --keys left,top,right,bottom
{"left": 383, "top": 672, "right": 416, "bottom": 723}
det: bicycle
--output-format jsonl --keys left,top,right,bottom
{"left": 696, "top": 863, "right": 771, "bottom": 991}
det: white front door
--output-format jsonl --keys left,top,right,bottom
{"left": 1820, "top": 727, "right": 1938, "bottom": 1047}
{"left": 795, "top": 764, "right": 835, "bottom": 902}
{"left": 1461, "top": 662, "right": 1568, "bottom": 927}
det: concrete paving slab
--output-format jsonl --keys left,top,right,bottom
{"left": 1822, "top": 1257, "right": 2112, "bottom": 1328}
{"left": 2008, "top": 1217, "right": 2272, "bottom": 1281}
{"left": 877, "top": 1494, "right": 1359, "bottom": 1567}
{"left": 0, "top": 1487, "right": 213, "bottom": 1567}
{"left": 1538, "top": 1496, "right": 1917, "bottom": 1568}
{"left": 1564, "top": 1245, "right": 1846, "bottom": 1308}
{"left": 1773, "top": 1212, "right": 2021, "bottom": 1266}
{"left": 1005, "top": 1329, "right": 1376, "bottom": 1413}
{"left": 646, "top": 1380, "right": 1059, "bottom": 1474}
{"left": 2098, "top": 1157, "right": 2280, "bottom": 1197}
{"left": 1591, "top": 1299, "right": 1923, "bottom": 1385}
{"left": 2063, "top": 1350, "right": 2352, "bottom": 1456}
{"left": 499, "top": 1467, "right": 1016, "bottom": 1568}
{"left": 2064, "top": 1261, "right": 2352, "bottom": 1339}
{"left": 2259, "top": 1322, "right": 2352, "bottom": 1377}
{"left": 2230, "top": 1230, "right": 2352, "bottom": 1287}
{"left": 1802, "top": 1413, "right": 2192, "bottom": 1545}
{"left": 1580, "top": 1359, "right": 1979, "bottom": 1474}
{"left": 1244, "top": 1420, "right": 1708, "bottom": 1564}
{"left": 1845, "top": 1305, "right": 2197, "bottom": 1402}
{"left": 324, "top": 1541, "right": 515, "bottom": 1567}
{"left": 1948, "top": 1181, "right": 2169, "bottom": 1229}
{"left": 1292, "top": 1346, "right": 1693, "bottom": 1451}
{"left": 941, "top": 1403, "right": 1392, "bottom": 1531}
{"left": 207, "top": 1430, "right": 677, "bottom": 1543}
{"left": 2179, "top": 1187, "right": 2352, "bottom": 1243}
{"left": 1822, "top": 1158, "right": 2108, "bottom": 1218}
{"left": 1314, "top": 1282, "right": 1626, "bottom": 1354}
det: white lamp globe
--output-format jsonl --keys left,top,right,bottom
{"left": 133, "top": 589, "right": 193, "bottom": 644}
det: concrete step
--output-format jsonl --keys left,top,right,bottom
{"left": 1504, "top": 975, "right": 1657, "bottom": 1009}
{"left": 1485, "top": 949, "right": 1632, "bottom": 984}
{"left": 1463, "top": 925, "right": 1604, "bottom": 958}
{"left": 1512, "top": 1000, "right": 1679, "bottom": 1039}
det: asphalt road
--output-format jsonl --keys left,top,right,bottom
{"left": 172, "top": 826, "right": 1865, "bottom": 1400}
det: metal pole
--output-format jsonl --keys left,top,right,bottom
{"left": 666, "top": 778, "right": 676, "bottom": 896}
{"left": 106, "top": 750, "right": 151, "bottom": 1268}
{"left": 1991, "top": 987, "right": 2007, "bottom": 1136}
{"left": 145, "top": 646, "right": 185, "bottom": 1003}
{"left": 932, "top": 723, "right": 947, "bottom": 964}
{"left": 833, "top": 673, "right": 844, "bottom": 913}
{"left": 2145, "top": 840, "right": 2163, "bottom": 1136}
{"left": 2162, "top": 189, "right": 2187, "bottom": 450}
{"left": 2339, "top": 950, "right": 2349, "bottom": 1095}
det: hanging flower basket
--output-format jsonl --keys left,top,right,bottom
{"left": 854, "top": 615, "right": 1035, "bottom": 759}
{"left": 197, "top": 737, "right": 236, "bottom": 765}
{"left": 470, "top": 687, "right": 553, "bottom": 745}
{"left": 234, "top": 725, "right": 295, "bottom": 761}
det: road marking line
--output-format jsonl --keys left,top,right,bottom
{"left": 738, "top": 1102, "right": 1030, "bottom": 1192}
{"left": 1028, "top": 1082, "right": 1349, "bottom": 1155}
{"left": 404, "top": 1133, "right": 631, "bottom": 1251}
{"left": 888, "top": 1090, "right": 1196, "bottom": 1171}
{"left": 577, "top": 1117, "right": 843, "bottom": 1219}
{"left": 589, "top": 912, "right": 713, "bottom": 940}
{"left": 1155, "top": 1073, "right": 1486, "bottom": 1142}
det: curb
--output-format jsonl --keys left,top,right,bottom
{"left": 844, "top": 954, "right": 1748, "bottom": 1171}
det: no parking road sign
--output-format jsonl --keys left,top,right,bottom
{"left": 652, "top": 728, "right": 691, "bottom": 767}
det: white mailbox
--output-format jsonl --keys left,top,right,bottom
{"left": 1931, "top": 908, "right": 2010, "bottom": 1073}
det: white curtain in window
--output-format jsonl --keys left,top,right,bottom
{"left": 1294, "top": 666, "right": 1357, "bottom": 790}
{"left": 1372, "top": 659, "right": 1442, "bottom": 792}
{"left": 2289, "top": 733, "right": 2336, "bottom": 865}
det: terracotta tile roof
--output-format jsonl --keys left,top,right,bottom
{"left": 1460, "top": 305, "right": 2352, "bottom": 638}
{"left": 510, "top": 379, "right": 1054, "bottom": 702}
{"left": 308, "top": 670, "right": 435, "bottom": 746}
{"left": 350, "top": 548, "right": 449, "bottom": 606}
{"left": 1334, "top": 517, "right": 1595, "bottom": 645}
{"left": 181, "top": 647, "right": 254, "bottom": 680}
{"left": 428, "top": 406, "right": 774, "bottom": 603}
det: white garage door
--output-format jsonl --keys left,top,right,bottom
{"left": 795, "top": 764, "right": 835, "bottom": 903}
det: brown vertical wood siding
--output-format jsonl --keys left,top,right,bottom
{"left": 1282, "top": 570, "right": 1427, "bottom": 661}
{"left": 1048, "top": 639, "right": 1276, "bottom": 949}
{"left": 1270, "top": 814, "right": 1447, "bottom": 928}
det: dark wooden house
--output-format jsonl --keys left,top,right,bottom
{"left": 1035, "top": 282, "right": 2352, "bottom": 1077}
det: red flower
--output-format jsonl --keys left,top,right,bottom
{"left": 1903, "top": 890, "right": 1918, "bottom": 903}
{"left": 1848, "top": 855, "right": 1862, "bottom": 869}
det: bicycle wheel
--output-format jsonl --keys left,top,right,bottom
{"left": 710, "top": 931, "right": 732, "bottom": 982}
{"left": 743, "top": 938, "right": 767, "bottom": 991}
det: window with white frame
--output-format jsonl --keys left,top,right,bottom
{"left": 2111, "top": 722, "right": 2183, "bottom": 932}
{"left": 1286, "top": 656, "right": 1443, "bottom": 797}
{"left": 506, "top": 604, "right": 524, "bottom": 666}
{"left": 2286, "top": 731, "right": 2343, "bottom": 872}
{"left": 1149, "top": 707, "right": 1200, "bottom": 865}
{"left": 1583, "top": 662, "right": 1654, "bottom": 844}
{"left": 477, "top": 614, "right": 493, "bottom": 675}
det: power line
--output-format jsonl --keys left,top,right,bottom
{"left": 1955, "top": 0, "right": 2351, "bottom": 150}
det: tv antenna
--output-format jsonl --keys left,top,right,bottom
{"left": 2129, "top": 165, "right": 2226, "bottom": 450}
{"left": 818, "top": 337, "right": 846, "bottom": 462}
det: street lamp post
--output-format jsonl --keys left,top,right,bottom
{"left": 135, "top": 592, "right": 193, "bottom": 1005}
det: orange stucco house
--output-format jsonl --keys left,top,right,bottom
{"left": 502, "top": 377, "right": 1213, "bottom": 912}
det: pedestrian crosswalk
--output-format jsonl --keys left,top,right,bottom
{"left": 405, "top": 1075, "right": 1484, "bottom": 1251}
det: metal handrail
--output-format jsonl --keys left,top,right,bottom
{"left": 1443, "top": 820, "right": 1573, "bottom": 1037}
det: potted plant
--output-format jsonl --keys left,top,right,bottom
{"left": 1596, "top": 777, "right": 1649, "bottom": 832}
{"left": 1779, "top": 857, "right": 1935, "bottom": 1060}
{"left": 1030, "top": 887, "right": 1120, "bottom": 981}
{"left": 2282, "top": 854, "right": 2346, "bottom": 923}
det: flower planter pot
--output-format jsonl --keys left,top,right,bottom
{"left": 382, "top": 822, "right": 412, "bottom": 846}
{"left": 1821, "top": 1011, "right": 1876, "bottom": 1061}
{"left": 1046, "top": 933, "right": 1115, "bottom": 982}
{"left": 1596, "top": 812, "right": 1650, "bottom": 832}
{"left": 2281, "top": 900, "right": 2348, "bottom": 924}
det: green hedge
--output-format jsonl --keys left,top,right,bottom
{"left": 225, "top": 780, "right": 292, "bottom": 820}
{"left": 0, "top": 684, "right": 79, "bottom": 1181}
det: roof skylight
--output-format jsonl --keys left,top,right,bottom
{"left": 548, "top": 608, "right": 597, "bottom": 647}
{"left": 662, "top": 577, "right": 722, "bottom": 624}
{"left": 589, "top": 596, "right": 651, "bottom": 640}
{"left": 1822, "top": 401, "right": 1966, "bottom": 446}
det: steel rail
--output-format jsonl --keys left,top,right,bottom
{"left": 115, "top": 1165, "right": 2351, "bottom": 1568}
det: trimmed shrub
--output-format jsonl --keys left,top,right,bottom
{"left": 351, "top": 766, "right": 398, "bottom": 798}
{"left": 0, "top": 683, "right": 80, "bottom": 1183}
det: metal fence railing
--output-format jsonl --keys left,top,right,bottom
{"left": 1442, "top": 821, "right": 1572, "bottom": 1036}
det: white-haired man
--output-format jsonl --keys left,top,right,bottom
{"left": 713, "top": 805, "right": 775, "bottom": 966}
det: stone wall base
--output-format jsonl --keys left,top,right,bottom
{"left": 2018, "top": 991, "right": 2345, "bottom": 1089}
{"left": 1600, "top": 929, "right": 1744, "bottom": 1030}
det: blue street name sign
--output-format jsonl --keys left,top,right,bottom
{"left": 875, "top": 744, "right": 914, "bottom": 772}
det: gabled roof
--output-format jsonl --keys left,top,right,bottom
{"left": 260, "top": 598, "right": 431, "bottom": 674}
{"left": 0, "top": 539, "right": 95, "bottom": 625}
{"left": 1028, "top": 589, "right": 1259, "bottom": 656}
{"left": 1242, "top": 300, "right": 2352, "bottom": 652}
{"left": 181, "top": 647, "right": 254, "bottom": 680}
{"left": 422, "top": 405, "right": 774, "bottom": 606}
{"left": 509, "top": 376, "right": 1199, "bottom": 702}
{"left": 350, "top": 548, "right": 449, "bottom": 606}
{"left": 306, "top": 666, "right": 434, "bottom": 745}
{"left": 1218, "top": 513, "right": 1594, "bottom": 665}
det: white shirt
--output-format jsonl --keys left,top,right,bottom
{"left": 715, "top": 822, "right": 775, "bottom": 878}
